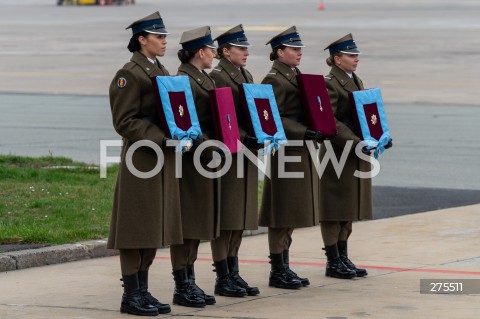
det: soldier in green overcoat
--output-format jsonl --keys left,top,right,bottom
{"left": 107, "top": 12, "right": 182, "bottom": 316}
{"left": 259, "top": 26, "right": 323, "bottom": 290}
{"left": 168, "top": 26, "right": 222, "bottom": 308}
{"left": 319, "top": 33, "right": 390, "bottom": 279}
{"left": 209, "top": 24, "right": 259, "bottom": 297}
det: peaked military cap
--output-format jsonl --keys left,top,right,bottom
{"left": 179, "top": 26, "right": 217, "bottom": 51}
{"left": 214, "top": 24, "right": 251, "bottom": 47}
{"left": 324, "top": 33, "right": 361, "bottom": 56}
{"left": 266, "top": 26, "right": 305, "bottom": 49}
{"left": 126, "top": 11, "right": 169, "bottom": 35}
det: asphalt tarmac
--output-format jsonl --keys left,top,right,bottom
{"left": 2, "top": 92, "right": 479, "bottom": 217}
{"left": 1, "top": 0, "right": 480, "bottom": 218}
{"left": 0, "top": 0, "right": 479, "bottom": 106}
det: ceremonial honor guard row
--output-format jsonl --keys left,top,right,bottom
{"left": 107, "top": 11, "right": 392, "bottom": 316}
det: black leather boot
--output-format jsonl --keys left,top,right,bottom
{"left": 268, "top": 253, "right": 302, "bottom": 289}
{"left": 283, "top": 250, "right": 310, "bottom": 286}
{"left": 186, "top": 264, "right": 216, "bottom": 305}
{"left": 172, "top": 268, "right": 206, "bottom": 308}
{"left": 337, "top": 240, "right": 368, "bottom": 277}
{"left": 227, "top": 256, "right": 260, "bottom": 296}
{"left": 324, "top": 244, "right": 357, "bottom": 279}
{"left": 120, "top": 273, "right": 159, "bottom": 316}
{"left": 137, "top": 270, "right": 171, "bottom": 314}
{"left": 213, "top": 259, "right": 247, "bottom": 297}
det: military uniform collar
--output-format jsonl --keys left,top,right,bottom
{"left": 131, "top": 51, "right": 160, "bottom": 76}
{"left": 218, "top": 58, "right": 246, "bottom": 84}
{"left": 272, "top": 60, "right": 299, "bottom": 84}
{"left": 330, "top": 65, "right": 360, "bottom": 92}
{"left": 178, "top": 62, "right": 215, "bottom": 90}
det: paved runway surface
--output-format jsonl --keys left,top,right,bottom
{"left": 1, "top": 0, "right": 480, "bottom": 106}
{"left": 2, "top": 92, "right": 480, "bottom": 189}
{"left": 2, "top": 92, "right": 480, "bottom": 218}
{"left": 1, "top": 1, "right": 479, "bottom": 318}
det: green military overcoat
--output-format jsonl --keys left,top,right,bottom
{"left": 209, "top": 58, "right": 258, "bottom": 230}
{"left": 258, "top": 60, "right": 320, "bottom": 228}
{"left": 107, "top": 51, "right": 183, "bottom": 249}
{"left": 177, "top": 62, "right": 221, "bottom": 240}
{"left": 319, "top": 64, "right": 373, "bottom": 221}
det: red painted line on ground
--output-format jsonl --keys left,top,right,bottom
{"left": 151, "top": 256, "right": 480, "bottom": 276}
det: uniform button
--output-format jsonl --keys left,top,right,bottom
{"left": 146, "top": 67, "right": 150, "bottom": 71}
{"left": 286, "top": 73, "right": 290, "bottom": 76}
{"left": 197, "top": 78, "right": 201, "bottom": 81}
{"left": 231, "top": 72, "right": 234, "bottom": 75}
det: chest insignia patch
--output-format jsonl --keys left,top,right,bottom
{"left": 117, "top": 77, "right": 127, "bottom": 88}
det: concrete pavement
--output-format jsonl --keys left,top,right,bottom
{"left": 1, "top": 204, "right": 479, "bottom": 319}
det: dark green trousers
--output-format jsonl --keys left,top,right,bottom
{"left": 320, "top": 221, "right": 353, "bottom": 246}
{"left": 210, "top": 230, "right": 243, "bottom": 261}
{"left": 119, "top": 248, "right": 157, "bottom": 275}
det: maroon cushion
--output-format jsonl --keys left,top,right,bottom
{"left": 254, "top": 98, "right": 278, "bottom": 136}
{"left": 168, "top": 91, "right": 192, "bottom": 131}
{"left": 363, "top": 102, "right": 383, "bottom": 140}
{"left": 209, "top": 88, "right": 241, "bottom": 153}
{"left": 296, "top": 74, "right": 337, "bottom": 136}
